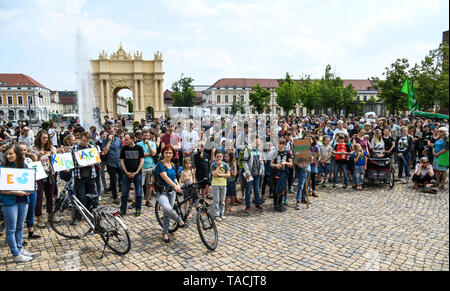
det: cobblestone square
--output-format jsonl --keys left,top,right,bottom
{"left": 1, "top": 181, "right": 448, "bottom": 271}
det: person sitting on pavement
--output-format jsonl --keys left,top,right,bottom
{"left": 412, "top": 157, "right": 435, "bottom": 190}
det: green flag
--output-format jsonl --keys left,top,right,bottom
{"left": 401, "top": 77, "right": 417, "bottom": 112}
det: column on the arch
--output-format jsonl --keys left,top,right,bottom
{"left": 140, "top": 79, "right": 145, "bottom": 111}
{"left": 154, "top": 79, "right": 159, "bottom": 111}
{"left": 99, "top": 79, "right": 105, "bottom": 113}
{"left": 106, "top": 79, "right": 111, "bottom": 117}
{"left": 134, "top": 79, "right": 139, "bottom": 113}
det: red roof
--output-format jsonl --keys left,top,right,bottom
{"left": 0, "top": 73, "right": 49, "bottom": 90}
{"left": 343, "top": 79, "right": 374, "bottom": 91}
{"left": 212, "top": 78, "right": 279, "bottom": 89}
{"left": 164, "top": 89, "right": 204, "bottom": 104}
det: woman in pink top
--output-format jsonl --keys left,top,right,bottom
{"left": 352, "top": 128, "right": 371, "bottom": 157}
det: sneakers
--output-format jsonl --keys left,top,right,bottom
{"left": 321, "top": 182, "right": 327, "bottom": 188}
{"left": 36, "top": 217, "right": 45, "bottom": 228}
{"left": 20, "top": 248, "right": 36, "bottom": 258}
{"left": 214, "top": 217, "right": 222, "bottom": 222}
{"left": 295, "top": 201, "right": 301, "bottom": 210}
{"left": 13, "top": 254, "right": 33, "bottom": 263}
{"left": 244, "top": 207, "right": 251, "bottom": 213}
{"left": 145, "top": 201, "right": 153, "bottom": 207}
{"left": 312, "top": 192, "right": 319, "bottom": 198}
{"left": 119, "top": 210, "right": 126, "bottom": 216}
{"left": 128, "top": 202, "right": 136, "bottom": 210}
{"left": 28, "top": 232, "right": 41, "bottom": 240}
{"left": 113, "top": 198, "right": 120, "bottom": 205}
{"left": 256, "top": 205, "right": 264, "bottom": 212}
{"left": 135, "top": 210, "right": 141, "bottom": 217}
{"left": 220, "top": 216, "right": 226, "bottom": 221}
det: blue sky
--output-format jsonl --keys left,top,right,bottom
{"left": 1, "top": 0, "right": 448, "bottom": 95}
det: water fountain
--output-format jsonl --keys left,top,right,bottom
{"left": 76, "top": 27, "right": 100, "bottom": 129}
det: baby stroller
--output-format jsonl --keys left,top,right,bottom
{"left": 365, "top": 152, "right": 395, "bottom": 189}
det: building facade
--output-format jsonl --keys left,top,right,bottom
{"left": 57, "top": 91, "right": 78, "bottom": 115}
{"left": 0, "top": 74, "right": 51, "bottom": 122}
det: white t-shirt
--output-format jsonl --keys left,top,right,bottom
{"left": 415, "top": 164, "right": 433, "bottom": 177}
{"left": 332, "top": 128, "right": 348, "bottom": 141}
{"left": 48, "top": 128, "right": 58, "bottom": 146}
{"left": 181, "top": 130, "right": 199, "bottom": 152}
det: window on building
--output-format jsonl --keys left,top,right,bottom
{"left": 8, "top": 96, "right": 13, "bottom": 105}
{"left": 0, "top": 96, "right": 2, "bottom": 105}
{"left": 217, "top": 108, "right": 221, "bottom": 115}
{"left": 18, "top": 96, "right": 23, "bottom": 105}
{"left": 17, "top": 82, "right": 20, "bottom": 86}
{"left": 225, "top": 95, "right": 229, "bottom": 103}
{"left": 225, "top": 107, "right": 229, "bottom": 115}
{"left": 240, "top": 95, "right": 245, "bottom": 103}
{"left": 233, "top": 95, "right": 237, "bottom": 103}
{"left": 363, "top": 96, "right": 367, "bottom": 101}
{"left": 217, "top": 95, "right": 221, "bottom": 103}
{"left": 252, "top": 108, "right": 256, "bottom": 114}
{"left": 28, "top": 96, "right": 33, "bottom": 105}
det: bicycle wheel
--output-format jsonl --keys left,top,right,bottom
{"left": 154, "top": 200, "right": 181, "bottom": 233}
{"left": 99, "top": 214, "right": 131, "bottom": 255}
{"left": 50, "top": 195, "right": 92, "bottom": 239}
{"left": 389, "top": 170, "right": 395, "bottom": 189}
{"left": 196, "top": 206, "right": 218, "bottom": 251}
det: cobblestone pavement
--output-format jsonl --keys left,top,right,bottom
{"left": 1, "top": 179, "right": 448, "bottom": 271}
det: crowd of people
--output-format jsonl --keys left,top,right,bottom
{"left": 0, "top": 113, "right": 448, "bottom": 262}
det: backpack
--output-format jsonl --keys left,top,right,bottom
{"left": 335, "top": 143, "right": 348, "bottom": 161}
{"left": 238, "top": 146, "right": 252, "bottom": 169}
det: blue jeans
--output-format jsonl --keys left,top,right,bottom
{"left": 333, "top": 162, "right": 348, "bottom": 187}
{"left": 2, "top": 203, "right": 29, "bottom": 257}
{"left": 245, "top": 175, "right": 263, "bottom": 207}
{"left": 296, "top": 168, "right": 310, "bottom": 201}
{"left": 121, "top": 173, "right": 143, "bottom": 212}
{"left": 354, "top": 166, "right": 365, "bottom": 186}
{"left": 26, "top": 191, "right": 37, "bottom": 228}
{"left": 74, "top": 177, "right": 97, "bottom": 207}
{"left": 95, "top": 167, "right": 102, "bottom": 197}
{"left": 398, "top": 152, "right": 410, "bottom": 178}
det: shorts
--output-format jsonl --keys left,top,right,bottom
{"left": 319, "top": 163, "right": 331, "bottom": 174}
{"left": 226, "top": 180, "right": 236, "bottom": 197}
{"left": 142, "top": 166, "right": 156, "bottom": 185}
{"left": 197, "top": 176, "right": 211, "bottom": 189}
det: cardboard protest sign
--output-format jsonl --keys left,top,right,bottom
{"left": 74, "top": 148, "right": 101, "bottom": 167}
{"left": 0, "top": 168, "right": 36, "bottom": 191}
{"left": 293, "top": 139, "right": 313, "bottom": 163}
{"left": 25, "top": 161, "right": 48, "bottom": 180}
{"left": 51, "top": 153, "right": 75, "bottom": 172}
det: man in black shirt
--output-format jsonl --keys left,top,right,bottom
{"left": 120, "top": 133, "right": 144, "bottom": 216}
{"left": 382, "top": 128, "right": 395, "bottom": 158}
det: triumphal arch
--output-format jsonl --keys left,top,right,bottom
{"left": 91, "top": 44, "right": 165, "bottom": 120}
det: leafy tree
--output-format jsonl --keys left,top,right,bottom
{"left": 231, "top": 101, "right": 239, "bottom": 116}
{"left": 239, "top": 101, "right": 246, "bottom": 115}
{"left": 249, "top": 84, "right": 271, "bottom": 114}
{"left": 171, "top": 76, "right": 196, "bottom": 107}
{"left": 409, "top": 43, "right": 449, "bottom": 111}
{"left": 372, "top": 58, "right": 410, "bottom": 114}
{"left": 342, "top": 84, "right": 358, "bottom": 116}
{"left": 127, "top": 99, "right": 133, "bottom": 113}
{"left": 315, "top": 65, "right": 344, "bottom": 114}
{"left": 297, "top": 75, "right": 318, "bottom": 113}
{"left": 276, "top": 73, "right": 300, "bottom": 116}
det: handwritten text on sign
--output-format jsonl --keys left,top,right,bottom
{"left": 293, "top": 139, "right": 313, "bottom": 163}
{"left": 51, "top": 153, "right": 75, "bottom": 172}
{"left": 25, "top": 161, "right": 48, "bottom": 180}
{"left": 0, "top": 168, "right": 36, "bottom": 191}
{"left": 75, "top": 148, "right": 101, "bottom": 167}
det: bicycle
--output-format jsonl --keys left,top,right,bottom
{"left": 50, "top": 177, "right": 131, "bottom": 258}
{"left": 154, "top": 179, "right": 218, "bottom": 251}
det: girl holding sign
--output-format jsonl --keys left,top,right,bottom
{"left": 29, "top": 130, "right": 57, "bottom": 228}
{"left": 0, "top": 144, "right": 36, "bottom": 263}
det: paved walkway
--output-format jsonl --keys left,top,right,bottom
{"left": 1, "top": 181, "right": 448, "bottom": 271}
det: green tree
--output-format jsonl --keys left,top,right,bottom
{"left": 276, "top": 73, "right": 300, "bottom": 116}
{"left": 249, "top": 84, "right": 271, "bottom": 114}
{"left": 171, "top": 76, "right": 196, "bottom": 107}
{"left": 297, "top": 75, "right": 318, "bottom": 113}
{"left": 342, "top": 84, "right": 358, "bottom": 116}
{"left": 239, "top": 101, "right": 246, "bottom": 115}
{"left": 372, "top": 58, "right": 410, "bottom": 114}
{"left": 127, "top": 99, "right": 133, "bottom": 113}
{"left": 409, "top": 43, "right": 449, "bottom": 111}
{"left": 231, "top": 101, "right": 239, "bottom": 116}
{"left": 316, "top": 65, "right": 344, "bottom": 114}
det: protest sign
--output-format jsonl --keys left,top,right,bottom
{"left": 74, "top": 148, "right": 101, "bottom": 167}
{"left": 293, "top": 139, "right": 313, "bottom": 163}
{"left": 25, "top": 161, "right": 48, "bottom": 180}
{"left": 0, "top": 168, "right": 36, "bottom": 191}
{"left": 51, "top": 153, "right": 75, "bottom": 172}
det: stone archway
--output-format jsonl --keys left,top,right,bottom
{"left": 91, "top": 44, "right": 165, "bottom": 121}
